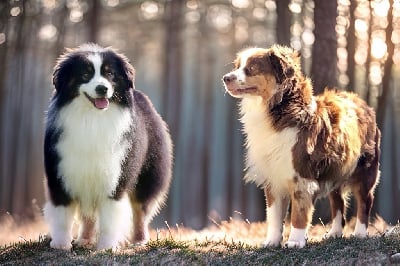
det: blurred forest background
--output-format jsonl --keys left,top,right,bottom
{"left": 0, "top": 0, "right": 399, "bottom": 230}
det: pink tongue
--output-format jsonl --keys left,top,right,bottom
{"left": 94, "top": 98, "right": 109, "bottom": 109}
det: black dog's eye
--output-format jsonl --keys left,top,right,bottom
{"left": 102, "top": 64, "right": 115, "bottom": 79}
{"left": 82, "top": 72, "right": 91, "bottom": 81}
{"left": 105, "top": 70, "right": 114, "bottom": 79}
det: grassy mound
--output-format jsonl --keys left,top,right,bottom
{"left": 1, "top": 216, "right": 400, "bottom": 265}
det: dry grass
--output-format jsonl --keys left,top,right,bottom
{"left": 1, "top": 211, "right": 400, "bottom": 265}
{"left": 0, "top": 212, "right": 47, "bottom": 246}
{"left": 0, "top": 209, "right": 390, "bottom": 247}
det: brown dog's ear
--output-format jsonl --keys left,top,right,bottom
{"left": 268, "top": 52, "right": 295, "bottom": 84}
{"left": 268, "top": 53, "right": 284, "bottom": 84}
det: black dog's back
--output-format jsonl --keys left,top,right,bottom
{"left": 127, "top": 90, "right": 172, "bottom": 206}
{"left": 124, "top": 89, "right": 173, "bottom": 242}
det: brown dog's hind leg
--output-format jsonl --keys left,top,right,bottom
{"left": 325, "top": 189, "right": 345, "bottom": 238}
{"left": 351, "top": 129, "right": 381, "bottom": 237}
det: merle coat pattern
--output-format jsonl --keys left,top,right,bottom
{"left": 223, "top": 45, "right": 380, "bottom": 248}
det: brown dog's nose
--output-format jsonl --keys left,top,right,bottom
{"left": 223, "top": 74, "right": 237, "bottom": 83}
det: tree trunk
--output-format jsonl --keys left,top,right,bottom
{"left": 87, "top": 0, "right": 100, "bottom": 43}
{"left": 377, "top": 0, "right": 394, "bottom": 131}
{"left": 162, "top": 0, "right": 184, "bottom": 139}
{"left": 311, "top": 0, "right": 338, "bottom": 94}
{"left": 0, "top": 1, "right": 9, "bottom": 96}
{"left": 346, "top": 0, "right": 356, "bottom": 92}
{"left": 0, "top": 1, "right": 10, "bottom": 213}
{"left": 275, "top": 0, "right": 291, "bottom": 46}
{"left": 365, "top": 0, "right": 373, "bottom": 104}
{"left": 161, "top": 0, "right": 184, "bottom": 224}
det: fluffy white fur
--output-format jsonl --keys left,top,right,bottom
{"left": 55, "top": 96, "right": 132, "bottom": 215}
{"left": 241, "top": 96, "right": 298, "bottom": 189}
{"left": 43, "top": 202, "right": 76, "bottom": 250}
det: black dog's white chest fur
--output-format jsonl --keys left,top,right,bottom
{"left": 55, "top": 99, "right": 133, "bottom": 214}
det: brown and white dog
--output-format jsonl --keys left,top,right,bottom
{"left": 222, "top": 45, "right": 381, "bottom": 248}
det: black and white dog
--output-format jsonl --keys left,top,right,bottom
{"left": 43, "top": 44, "right": 172, "bottom": 250}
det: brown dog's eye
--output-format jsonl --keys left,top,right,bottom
{"left": 244, "top": 65, "right": 257, "bottom": 76}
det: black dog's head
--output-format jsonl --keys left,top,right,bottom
{"left": 52, "top": 43, "right": 135, "bottom": 109}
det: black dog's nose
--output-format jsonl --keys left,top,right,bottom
{"left": 95, "top": 85, "right": 108, "bottom": 96}
{"left": 223, "top": 74, "right": 237, "bottom": 83}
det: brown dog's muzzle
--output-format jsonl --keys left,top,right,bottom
{"left": 223, "top": 73, "right": 237, "bottom": 84}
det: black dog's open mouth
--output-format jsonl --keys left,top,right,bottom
{"left": 84, "top": 92, "right": 110, "bottom": 109}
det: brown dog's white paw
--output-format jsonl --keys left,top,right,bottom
{"left": 323, "top": 229, "right": 343, "bottom": 239}
{"left": 263, "top": 233, "right": 282, "bottom": 248}
{"left": 352, "top": 220, "right": 368, "bottom": 238}
{"left": 285, "top": 227, "right": 307, "bottom": 248}
{"left": 284, "top": 239, "right": 306, "bottom": 248}
{"left": 263, "top": 239, "right": 281, "bottom": 248}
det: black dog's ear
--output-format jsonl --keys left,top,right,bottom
{"left": 52, "top": 67, "right": 60, "bottom": 91}
{"left": 116, "top": 52, "right": 135, "bottom": 90}
{"left": 52, "top": 56, "right": 68, "bottom": 91}
{"left": 52, "top": 48, "right": 75, "bottom": 91}
{"left": 124, "top": 60, "right": 135, "bottom": 90}
{"left": 268, "top": 52, "right": 295, "bottom": 84}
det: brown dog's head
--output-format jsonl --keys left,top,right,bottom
{"left": 222, "top": 45, "right": 301, "bottom": 101}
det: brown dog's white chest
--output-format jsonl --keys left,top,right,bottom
{"left": 241, "top": 97, "right": 300, "bottom": 192}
